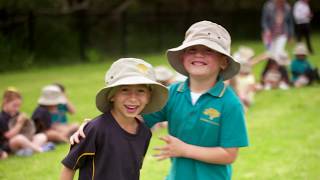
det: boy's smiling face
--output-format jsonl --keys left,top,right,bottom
{"left": 181, "top": 45, "right": 228, "bottom": 79}
{"left": 110, "top": 85, "right": 151, "bottom": 119}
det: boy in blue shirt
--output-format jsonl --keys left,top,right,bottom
{"left": 290, "top": 43, "right": 320, "bottom": 87}
{"left": 71, "top": 21, "right": 249, "bottom": 180}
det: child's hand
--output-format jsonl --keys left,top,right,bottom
{"left": 69, "top": 119, "right": 89, "bottom": 145}
{"left": 153, "top": 135, "right": 188, "bottom": 160}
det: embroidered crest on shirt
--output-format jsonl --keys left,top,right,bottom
{"left": 203, "top": 108, "right": 220, "bottom": 120}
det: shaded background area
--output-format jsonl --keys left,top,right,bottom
{"left": 0, "top": 0, "right": 319, "bottom": 71}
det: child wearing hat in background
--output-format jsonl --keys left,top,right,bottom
{"left": 32, "top": 85, "right": 73, "bottom": 143}
{"left": 60, "top": 58, "right": 168, "bottom": 180}
{"left": 70, "top": 21, "right": 249, "bottom": 180}
{"left": 261, "top": 51, "right": 291, "bottom": 90}
{"left": 232, "top": 46, "right": 259, "bottom": 109}
{"left": 290, "top": 43, "right": 320, "bottom": 87}
{"left": 50, "top": 83, "right": 79, "bottom": 136}
{"left": 0, "top": 87, "right": 53, "bottom": 156}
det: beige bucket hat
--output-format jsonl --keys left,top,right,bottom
{"left": 233, "top": 46, "right": 255, "bottom": 64}
{"left": 233, "top": 46, "right": 255, "bottom": 73}
{"left": 293, "top": 43, "right": 308, "bottom": 55}
{"left": 38, "top": 85, "right": 66, "bottom": 106}
{"left": 167, "top": 20, "right": 240, "bottom": 80}
{"left": 96, "top": 58, "right": 168, "bottom": 114}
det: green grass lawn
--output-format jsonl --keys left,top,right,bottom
{"left": 0, "top": 37, "right": 320, "bottom": 179}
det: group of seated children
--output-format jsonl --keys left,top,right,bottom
{"left": 0, "top": 84, "right": 78, "bottom": 159}
{"left": 230, "top": 43, "right": 319, "bottom": 109}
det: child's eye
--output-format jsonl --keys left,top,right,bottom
{"left": 120, "top": 88, "right": 129, "bottom": 92}
{"left": 205, "top": 49, "right": 215, "bottom": 54}
{"left": 137, "top": 89, "right": 147, "bottom": 93}
{"left": 186, "top": 48, "right": 196, "bottom": 54}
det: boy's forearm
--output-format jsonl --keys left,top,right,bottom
{"left": 183, "top": 144, "right": 238, "bottom": 165}
{"left": 60, "top": 166, "right": 75, "bottom": 180}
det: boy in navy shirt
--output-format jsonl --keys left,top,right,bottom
{"left": 60, "top": 58, "right": 168, "bottom": 180}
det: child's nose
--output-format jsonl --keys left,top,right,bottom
{"left": 195, "top": 50, "right": 205, "bottom": 57}
{"left": 128, "top": 92, "right": 139, "bottom": 100}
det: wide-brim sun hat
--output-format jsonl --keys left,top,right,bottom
{"left": 293, "top": 43, "right": 308, "bottom": 55}
{"left": 38, "top": 85, "right": 67, "bottom": 106}
{"left": 233, "top": 46, "right": 255, "bottom": 64}
{"left": 96, "top": 58, "right": 168, "bottom": 114}
{"left": 167, "top": 20, "right": 240, "bottom": 80}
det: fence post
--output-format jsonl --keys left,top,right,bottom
{"left": 121, "top": 11, "right": 128, "bottom": 56}
{"left": 27, "top": 11, "right": 34, "bottom": 52}
{"left": 76, "top": 9, "right": 88, "bottom": 61}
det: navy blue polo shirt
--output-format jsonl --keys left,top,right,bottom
{"left": 62, "top": 112, "right": 151, "bottom": 180}
{"left": 0, "top": 111, "right": 11, "bottom": 146}
{"left": 31, "top": 106, "right": 52, "bottom": 133}
{"left": 0, "top": 111, "right": 19, "bottom": 151}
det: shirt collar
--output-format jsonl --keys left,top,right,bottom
{"left": 177, "top": 77, "right": 227, "bottom": 98}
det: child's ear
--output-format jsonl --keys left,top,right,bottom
{"left": 220, "top": 56, "right": 229, "bottom": 70}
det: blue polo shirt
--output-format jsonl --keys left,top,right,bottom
{"left": 51, "top": 104, "right": 68, "bottom": 124}
{"left": 290, "top": 58, "right": 312, "bottom": 82}
{"left": 143, "top": 78, "right": 249, "bottom": 180}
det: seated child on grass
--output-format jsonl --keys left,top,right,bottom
{"left": 290, "top": 43, "right": 320, "bottom": 87}
{"left": 232, "top": 46, "right": 259, "bottom": 109}
{"left": 0, "top": 87, "right": 54, "bottom": 157}
{"left": 50, "top": 83, "right": 79, "bottom": 136}
{"left": 32, "top": 85, "right": 74, "bottom": 143}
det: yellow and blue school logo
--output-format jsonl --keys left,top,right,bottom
{"left": 203, "top": 108, "right": 220, "bottom": 120}
{"left": 137, "top": 64, "right": 149, "bottom": 74}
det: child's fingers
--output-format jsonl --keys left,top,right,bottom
{"left": 69, "top": 131, "right": 81, "bottom": 145}
{"left": 70, "top": 133, "right": 78, "bottom": 145}
{"left": 153, "top": 152, "right": 170, "bottom": 161}
{"left": 79, "top": 129, "right": 86, "bottom": 138}
{"left": 153, "top": 146, "right": 169, "bottom": 151}
{"left": 159, "top": 135, "right": 171, "bottom": 143}
{"left": 70, "top": 134, "right": 75, "bottom": 145}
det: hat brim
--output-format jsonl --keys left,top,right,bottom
{"left": 38, "top": 96, "right": 67, "bottom": 106}
{"left": 96, "top": 76, "right": 168, "bottom": 114}
{"left": 167, "top": 39, "right": 240, "bottom": 80}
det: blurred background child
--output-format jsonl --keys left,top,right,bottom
{"left": 0, "top": 87, "right": 53, "bottom": 157}
{"left": 0, "top": 148, "right": 8, "bottom": 159}
{"left": 154, "top": 66, "right": 176, "bottom": 86}
{"left": 232, "top": 46, "right": 258, "bottom": 109}
{"left": 32, "top": 85, "right": 75, "bottom": 143}
{"left": 51, "top": 83, "right": 79, "bottom": 134}
{"left": 154, "top": 65, "right": 187, "bottom": 87}
{"left": 261, "top": 51, "right": 291, "bottom": 90}
{"left": 290, "top": 43, "right": 320, "bottom": 87}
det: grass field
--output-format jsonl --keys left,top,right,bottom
{"left": 0, "top": 37, "right": 320, "bottom": 180}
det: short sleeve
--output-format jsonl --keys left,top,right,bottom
{"left": 142, "top": 83, "right": 179, "bottom": 128}
{"left": 220, "top": 101, "right": 249, "bottom": 148}
{"left": 61, "top": 122, "right": 97, "bottom": 170}
{"left": 31, "top": 107, "right": 51, "bottom": 133}
{"left": 142, "top": 108, "right": 167, "bottom": 128}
